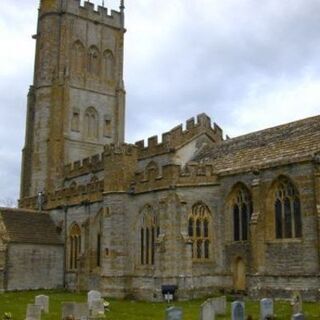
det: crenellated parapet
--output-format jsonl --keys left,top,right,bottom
{"left": 104, "top": 143, "right": 136, "bottom": 156}
{"left": 132, "top": 162, "right": 219, "bottom": 194}
{"left": 64, "top": 153, "right": 104, "bottom": 179}
{"left": 40, "top": 0, "right": 123, "bottom": 29}
{"left": 135, "top": 113, "right": 223, "bottom": 159}
{"left": 19, "top": 179, "right": 104, "bottom": 210}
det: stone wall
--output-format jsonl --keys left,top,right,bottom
{"left": 6, "top": 243, "right": 64, "bottom": 291}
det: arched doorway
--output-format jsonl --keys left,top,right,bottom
{"left": 233, "top": 257, "right": 246, "bottom": 291}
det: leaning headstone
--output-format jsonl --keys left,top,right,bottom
{"left": 260, "top": 298, "right": 273, "bottom": 320}
{"left": 231, "top": 301, "right": 245, "bottom": 320}
{"left": 90, "top": 299, "right": 105, "bottom": 317}
{"left": 166, "top": 306, "right": 183, "bottom": 320}
{"left": 291, "top": 291, "right": 303, "bottom": 315}
{"left": 292, "top": 313, "right": 305, "bottom": 320}
{"left": 88, "top": 291, "right": 102, "bottom": 309}
{"left": 210, "top": 296, "right": 226, "bottom": 315}
{"left": 35, "top": 295, "right": 49, "bottom": 313}
{"left": 200, "top": 299, "right": 215, "bottom": 320}
{"left": 26, "top": 304, "right": 41, "bottom": 320}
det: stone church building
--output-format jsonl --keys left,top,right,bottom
{"left": 1, "top": 0, "right": 320, "bottom": 300}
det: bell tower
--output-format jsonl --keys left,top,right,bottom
{"left": 20, "top": 0, "right": 126, "bottom": 199}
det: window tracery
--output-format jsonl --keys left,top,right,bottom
{"left": 231, "top": 186, "right": 252, "bottom": 241}
{"left": 139, "top": 205, "right": 159, "bottom": 266}
{"left": 273, "top": 177, "right": 302, "bottom": 239}
{"left": 188, "top": 202, "right": 211, "bottom": 260}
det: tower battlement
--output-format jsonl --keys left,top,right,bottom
{"left": 40, "top": 0, "right": 123, "bottom": 29}
{"left": 135, "top": 114, "right": 224, "bottom": 159}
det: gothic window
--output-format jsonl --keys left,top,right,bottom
{"left": 231, "top": 186, "right": 252, "bottom": 241}
{"left": 188, "top": 202, "right": 211, "bottom": 261}
{"left": 84, "top": 107, "right": 98, "bottom": 139}
{"left": 69, "top": 223, "right": 81, "bottom": 271}
{"left": 71, "top": 109, "right": 80, "bottom": 132}
{"left": 103, "top": 50, "right": 115, "bottom": 81}
{"left": 273, "top": 177, "right": 302, "bottom": 239}
{"left": 71, "top": 40, "right": 85, "bottom": 76}
{"left": 139, "top": 205, "right": 158, "bottom": 266}
{"left": 88, "top": 46, "right": 100, "bottom": 76}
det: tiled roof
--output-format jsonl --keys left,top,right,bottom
{"left": 0, "top": 208, "right": 63, "bottom": 245}
{"left": 193, "top": 115, "right": 320, "bottom": 174}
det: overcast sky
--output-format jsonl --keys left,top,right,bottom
{"left": 0, "top": 0, "right": 319, "bottom": 203}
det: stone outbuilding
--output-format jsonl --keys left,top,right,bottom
{"left": 0, "top": 208, "right": 64, "bottom": 291}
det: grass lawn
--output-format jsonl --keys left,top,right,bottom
{"left": 0, "top": 290, "right": 319, "bottom": 320}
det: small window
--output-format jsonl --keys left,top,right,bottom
{"left": 97, "top": 234, "right": 101, "bottom": 267}
{"left": 71, "top": 111, "right": 80, "bottom": 132}
{"left": 104, "top": 118, "right": 112, "bottom": 137}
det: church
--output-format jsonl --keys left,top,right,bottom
{"left": 0, "top": 0, "right": 320, "bottom": 301}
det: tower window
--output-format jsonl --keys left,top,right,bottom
{"left": 71, "top": 110, "right": 80, "bottom": 132}
{"left": 103, "top": 50, "right": 115, "bottom": 81}
{"left": 88, "top": 46, "right": 100, "bottom": 76}
{"left": 84, "top": 107, "right": 98, "bottom": 139}
{"left": 104, "top": 117, "right": 112, "bottom": 137}
{"left": 71, "top": 40, "right": 85, "bottom": 77}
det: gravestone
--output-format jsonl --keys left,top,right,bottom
{"left": 74, "top": 303, "right": 89, "bottom": 318}
{"left": 88, "top": 290, "right": 101, "bottom": 309}
{"left": 26, "top": 304, "right": 42, "bottom": 320}
{"left": 200, "top": 300, "right": 215, "bottom": 320}
{"left": 61, "top": 302, "right": 89, "bottom": 320}
{"left": 90, "top": 299, "right": 105, "bottom": 317}
{"left": 35, "top": 295, "right": 49, "bottom": 313}
{"left": 210, "top": 296, "right": 226, "bottom": 315}
{"left": 166, "top": 306, "right": 183, "bottom": 320}
{"left": 260, "top": 298, "right": 273, "bottom": 320}
{"left": 291, "top": 291, "right": 303, "bottom": 315}
{"left": 231, "top": 301, "right": 245, "bottom": 320}
{"left": 292, "top": 313, "right": 304, "bottom": 320}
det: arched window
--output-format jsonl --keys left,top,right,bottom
{"left": 71, "top": 40, "right": 85, "bottom": 77}
{"left": 84, "top": 107, "right": 98, "bottom": 139}
{"left": 273, "top": 177, "right": 302, "bottom": 239}
{"left": 231, "top": 186, "right": 252, "bottom": 241}
{"left": 188, "top": 202, "right": 211, "bottom": 260}
{"left": 88, "top": 46, "right": 100, "bottom": 76}
{"left": 139, "top": 205, "right": 158, "bottom": 266}
{"left": 103, "top": 50, "right": 115, "bottom": 81}
{"left": 69, "top": 223, "right": 81, "bottom": 271}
